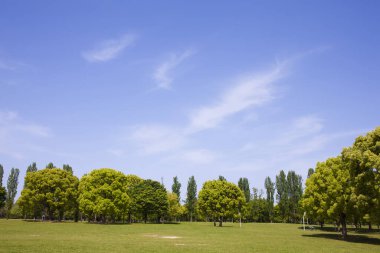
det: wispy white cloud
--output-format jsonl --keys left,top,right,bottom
{"left": 187, "top": 62, "right": 288, "bottom": 133}
{"left": 82, "top": 34, "right": 136, "bottom": 63}
{"left": 153, "top": 49, "right": 194, "bottom": 89}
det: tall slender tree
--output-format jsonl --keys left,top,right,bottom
{"left": 6, "top": 168, "right": 19, "bottom": 218}
{"left": 0, "top": 164, "right": 4, "bottom": 187}
{"left": 276, "top": 170, "right": 288, "bottom": 222}
{"left": 171, "top": 176, "right": 181, "bottom": 203}
{"left": 264, "top": 176, "right": 275, "bottom": 222}
{"left": 238, "top": 177, "right": 250, "bottom": 202}
{"left": 185, "top": 176, "right": 197, "bottom": 222}
{"left": 287, "top": 171, "right": 303, "bottom": 223}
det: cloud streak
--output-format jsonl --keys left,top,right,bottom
{"left": 187, "top": 62, "right": 288, "bottom": 133}
{"left": 82, "top": 34, "right": 136, "bottom": 63}
{"left": 153, "top": 49, "right": 194, "bottom": 89}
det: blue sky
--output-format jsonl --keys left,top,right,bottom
{"left": 1, "top": 1, "right": 379, "bottom": 200}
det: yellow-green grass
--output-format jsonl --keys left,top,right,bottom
{"left": 0, "top": 219, "right": 379, "bottom": 253}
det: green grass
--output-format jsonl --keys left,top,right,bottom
{"left": 0, "top": 220, "right": 379, "bottom": 253}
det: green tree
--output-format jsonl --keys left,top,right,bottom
{"left": 0, "top": 164, "right": 4, "bottom": 187}
{"left": 20, "top": 168, "right": 78, "bottom": 221}
{"left": 307, "top": 168, "right": 314, "bottom": 178}
{"left": 248, "top": 189, "right": 268, "bottom": 222}
{"left": 171, "top": 176, "right": 181, "bottom": 203}
{"left": 63, "top": 164, "right": 73, "bottom": 174}
{"left": 24, "top": 162, "right": 38, "bottom": 188}
{"left": 78, "top": 168, "right": 131, "bottom": 223}
{"left": 238, "top": 177, "right": 250, "bottom": 203}
{"left": 218, "top": 175, "right": 226, "bottom": 181}
{"left": 46, "top": 162, "right": 54, "bottom": 169}
{"left": 276, "top": 170, "right": 288, "bottom": 222}
{"left": 198, "top": 180, "right": 245, "bottom": 226}
{"left": 131, "top": 179, "right": 168, "bottom": 223}
{"left": 342, "top": 127, "right": 380, "bottom": 230}
{"left": 302, "top": 157, "right": 353, "bottom": 239}
{"left": 167, "top": 192, "right": 182, "bottom": 221}
{"left": 185, "top": 176, "right": 197, "bottom": 222}
{"left": 264, "top": 176, "right": 275, "bottom": 222}
{"left": 287, "top": 171, "right": 303, "bottom": 223}
{"left": 0, "top": 186, "right": 6, "bottom": 209}
{"left": 6, "top": 168, "right": 20, "bottom": 218}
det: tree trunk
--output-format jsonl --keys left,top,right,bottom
{"left": 219, "top": 217, "right": 223, "bottom": 227}
{"left": 213, "top": 219, "right": 216, "bottom": 226}
{"left": 340, "top": 213, "right": 347, "bottom": 240}
{"left": 369, "top": 222, "right": 372, "bottom": 230}
{"left": 190, "top": 212, "right": 193, "bottom": 222}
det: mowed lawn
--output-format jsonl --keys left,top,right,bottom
{"left": 1, "top": 220, "right": 379, "bottom": 253}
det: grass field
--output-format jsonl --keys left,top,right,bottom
{"left": 0, "top": 220, "right": 379, "bottom": 253}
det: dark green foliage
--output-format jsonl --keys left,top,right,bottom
{"left": 131, "top": 179, "right": 168, "bottom": 223}
{"left": 307, "top": 168, "right": 314, "bottom": 178}
{"left": 185, "top": 176, "right": 197, "bottom": 221}
{"left": 0, "top": 186, "right": 6, "bottom": 209}
{"left": 171, "top": 176, "right": 181, "bottom": 203}
{"left": 6, "top": 168, "right": 19, "bottom": 218}
{"left": 0, "top": 164, "right": 3, "bottom": 187}
{"left": 264, "top": 176, "right": 275, "bottom": 222}
{"left": 63, "top": 164, "right": 73, "bottom": 174}
{"left": 287, "top": 171, "right": 303, "bottom": 223}
{"left": 27, "top": 162, "right": 38, "bottom": 173}
{"left": 276, "top": 170, "right": 288, "bottom": 222}
{"left": 46, "top": 162, "right": 54, "bottom": 169}
{"left": 218, "top": 175, "right": 226, "bottom": 181}
{"left": 238, "top": 177, "right": 250, "bottom": 202}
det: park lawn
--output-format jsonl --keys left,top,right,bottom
{"left": 0, "top": 220, "right": 379, "bottom": 253}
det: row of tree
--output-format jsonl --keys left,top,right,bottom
{"left": 1, "top": 161, "right": 304, "bottom": 225}
{"left": 302, "top": 127, "right": 380, "bottom": 239}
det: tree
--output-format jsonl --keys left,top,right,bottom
{"left": 342, "top": 126, "right": 380, "bottom": 230}
{"left": 171, "top": 176, "right": 181, "bottom": 203}
{"left": 63, "top": 164, "right": 73, "bottom": 174}
{"left": 307, "top": 168, "right": 314, "bottom": 178}
{"left": 131, "top": 179, "right": 168, "bottom": 223}
{"left": 0, "top": 164, "right": 3, "bottom": 187}
{"left": 0, "top": 186, "right": 6, "bottom": 209}
{"left": 27, "top": 162, "right": 38, "bottom": 173}
{"left": 20, "top": 168, "right": 78, "bottom": 221}
{"left": 185, "top": 176, "right": 197, "bottom": 222}
{"left": 167, "top": 192, "right": 182, "bottom": 221}
{"left": 24, "top": 162, "right": 38, "bottom": 188}
{"left": 46, "top": 162, "right": 54, "bottom": 169}
{"left": 6, "top": 168, "right": 20, "bottom": 218}
{"left": 238, "top": 177, "right": 250, "bottom": 203}
{"left": 302, "top": 157, "right": 353, "bottom": 239}
{"left": 248, "top": 189, "right": 268, "bottom": 222}
{"left": 198, "top": 180, "right": 245, "bottom": 226}
{"left": 287, "top": 171, "right": 303, "bottom": 223}
{"left": 218, "top": 175, "right": 226, "bottom": 181}
{"left": 78, "top": 168, "right": 131, "bottom": 223}
{"left": 276, "top": 170, "right": 288, "bottom": 222}
{"left": 264, "top": 176, "right": 275, "bottom": 222}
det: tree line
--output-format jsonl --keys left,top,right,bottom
{"left": 0, "top": 126, "right": 378, "bottom": 236}
{"left": 0, "top": 163, "right": 303, "bottom": 225}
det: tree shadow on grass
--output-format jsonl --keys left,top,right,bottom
{"left": 302, "top": 233, "right": 380, "bottom": 246}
